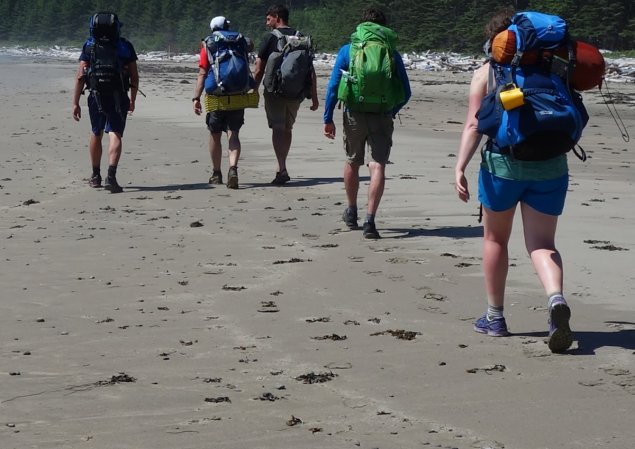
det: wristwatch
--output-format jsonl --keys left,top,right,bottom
{"left": 192, "top": 97, "right": 200, "bottom": 102}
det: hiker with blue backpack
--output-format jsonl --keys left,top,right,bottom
{"left": 323, "top": 7, "right": 411, "bottom": 239}
{"left": 72, "top": 12, "right": 139, "bottom": 194}
{"left": 253, "top": 4, "right": 319, "bottom": 185}
{"left": 192, "top": 16, "right": 256, "bottom": 189}
{"left": 454, "top": 9, "right": 594, "bottom": 353}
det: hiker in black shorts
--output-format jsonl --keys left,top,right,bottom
{"left": 192, "top": 16, "right": 255, "bottom": 189}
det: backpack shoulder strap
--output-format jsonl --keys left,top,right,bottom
{"left": 271, "top": 29, "right": 287, "bottom": 51}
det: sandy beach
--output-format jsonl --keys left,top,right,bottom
{"left": 1, "top": 57, "right": 634, "bottom": 449}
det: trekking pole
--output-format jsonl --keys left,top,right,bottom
{"left": 599, "top": 78, "right": 630, "bottom": 143}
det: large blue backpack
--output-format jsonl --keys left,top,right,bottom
{"left": 477, "top": 12, "right": 589, "bottom": 161}
{"left": 204, "top": 30, "right": 252, "bottom": 96}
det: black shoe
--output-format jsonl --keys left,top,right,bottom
{"left": 227, "top": 167, "right": 238, "bottom": 189}
{"left": 362, "top": 221, "right": 380, "bottom": 239}
{"left": 104, "top": 176, "right": 123, "bottom": 193}
{"left": 89, "top": 174, "right": 102, "bottom": 188}
{"left": 209, "top": 171, "right": 223, "bottom": 185}
{"left": 342, "top": 208, "right": 358, "bottom": 229}
{"left": 548, "top": 302, "right": 573, "bottom": 353}
{"left": 271, "top": 171, "right": 290, "bottom": 185}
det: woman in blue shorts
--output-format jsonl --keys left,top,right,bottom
{"left": 454, "top": 8, "right": 573, "bottom": 353}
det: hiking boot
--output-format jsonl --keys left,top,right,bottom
{"left": 271, "top": 171, "right": 290, "bottom": 185}
{"left": 362, "top": 221, "right": 381, "bottom": 239}
{"left": 342, "top": 208, "right": 358, "bottom": 229}
{"left": 548, "top": 302, "right": 573, "bottom": 353}
{"left": 227, "top": 167, "right": 238, "bottom": 189}
{"left": 104, "top": 176, "right": 123, "bottom": 194}
{"left": 89, "top": 174, "right": 102, "bottom": 188}
{"left": 209, "top": 171, "right": 223, "bottom": 185}
{"left": 474, "top": 315, "right": 511, "bottom": 337}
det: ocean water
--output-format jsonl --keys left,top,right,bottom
{"left": 0, "top": 52, "right": 26, "bottom": 64}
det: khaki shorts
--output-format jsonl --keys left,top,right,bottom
{"left": 264, "top": 92, "right": 302, "bottom": 129}
{"left": 343, "top": 110, "right": 394, "bottom": 165}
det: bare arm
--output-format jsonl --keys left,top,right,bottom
{"left": 192, "top": 67, "right": 207, "bottom": 115}
{"left": 72, "top": 61, "right": 88, "bottom": 121}
{"left": 455, "top": 63, "right": 489, "bottom": 202}
{"left": 127, "top": 61, "right": 139, "bottom": 114}
{"left": 309, "top": 65, "right": 319, "bottom": 111}
{"left": 253, "top": 57, "right": 265, "bottom": 89}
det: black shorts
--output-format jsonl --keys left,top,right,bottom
{"left": 206, "top": 109, "right": 245, "bottom": 134}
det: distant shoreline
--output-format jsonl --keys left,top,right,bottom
{"left": 1, "top": 45, "right": 634, "bottom": 83}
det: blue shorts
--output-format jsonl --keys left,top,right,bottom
{"left": 88, "top": 93, "right": 130, "bottom": 136}
{"left": 478, "top": 168, "right": 569, "bottom": 216}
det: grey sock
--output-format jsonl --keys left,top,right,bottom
{"left": 548, "top": 294, "right": 566, "bottom": 309}
{"left": 486, "top": 305, "right": 504, "bottom": 321}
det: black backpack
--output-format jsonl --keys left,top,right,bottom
{"left": 85, "top": 13, "right": 127, "bottom": 96}
{"left": 263, "top": 29, "right": 314, "bottom": 100}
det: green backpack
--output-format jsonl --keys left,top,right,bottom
{"left": 337, "top": 22, "right": 405, "bottom": 113}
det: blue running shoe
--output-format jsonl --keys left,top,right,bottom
{"left": 474, "top": 315, "right": 511, "bottom": 337}
{"left": 548, "top": 303, "right": 573, "bottom": 353}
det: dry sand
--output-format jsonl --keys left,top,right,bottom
{"left": 1, "top": 58, "right": 634, "bottom": 449}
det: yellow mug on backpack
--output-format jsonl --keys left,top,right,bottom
{"left": 499, "top": 83, "right": 525, "bottom": 111}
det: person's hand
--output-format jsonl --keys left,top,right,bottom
{"left": 310, "top": 97, "right": 319, "bottom": 111}
{"left": 128, "top": 99, "right": 135, "bottom": 115}
{"left": 455, "top": 171, "right": 470, "bottom": 202}
{"left": 324, "top": 122, "right": 336, "bottom": 139}
{"left": 193, "top": 98, "right": 202, "bottom": 116}
{"left": 72, "top": 104, "right": 81, "bottom": 121}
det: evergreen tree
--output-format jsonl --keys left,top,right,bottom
{"left": 0, "top": 0, "right": 632, "bottom": 52}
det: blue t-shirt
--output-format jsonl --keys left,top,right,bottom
{"left": 323, "top": 43, "right": 411, "bottom": 123}
{"left": 79, "top": 37, "right": 138, "bottom": 65}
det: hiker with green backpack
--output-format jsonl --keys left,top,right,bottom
{"left": 323, "top": 7, "right": 411, "bottom": 239}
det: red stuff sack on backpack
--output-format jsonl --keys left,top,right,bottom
{"left": 490, "top": 31, "right": 605, "bottom": 91}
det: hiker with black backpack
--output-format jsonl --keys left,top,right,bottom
{"left": 72, "top": 12, "right": 139, "bottom": 194}
{"left": 454, "top": 9, "right": 592, "bottom": 353}
{"left": 253, "top": 4, "right": 319, "bottom": 185}
{"left": 323, "top": 7, "right": 411, "bottom": 239}
{"left": 192, "top": 16, "right": 256, "bottom": 189}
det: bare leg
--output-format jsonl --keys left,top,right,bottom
{"left": 343, "top": 161, "right": 360, "bottom": 208}
{"left": 89, "top": 132, "right": 104, "bottom": 168}
{"left": 521, "top": 203, "right": 563, "bottom": 295}
{"left": 272, "top": 126, "right": 291, "bottom": 173}
{"left": 482, "top": 206, "right": 516, "bottom": 308}
{"left": 366, "top": 161, "right": 386, "bottom": 216}
{"left": 107, "top": 132, "right": 123, "bottom": 167}
{"left": 209, "top": 132, "right": 222, "bottom": 172}
{"left": 227, "top": 130, "right": 241, "bottom": 168}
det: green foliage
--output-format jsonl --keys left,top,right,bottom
{"left": 0, "top": 0, "right": 633, "bottom": 53}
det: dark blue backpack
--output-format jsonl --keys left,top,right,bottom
{"left": 204, "top": 30, "right": 252, "bottom": 96}
{"left": 477, "top": 12, "right": 589, "bottom": 161}
{"left": 85, "top": 12, "right": 128, "bottom": 96}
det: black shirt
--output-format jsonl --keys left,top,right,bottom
{"left": 257, "top": 27, "right": 297, "bottom": 62}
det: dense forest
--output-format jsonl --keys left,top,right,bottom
{"left": 0, "top": 0, "right": 633, "bottom": 54}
